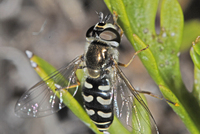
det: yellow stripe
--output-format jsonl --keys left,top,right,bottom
{"left": 92, "top": 120, "right": 111, "bottom": 125}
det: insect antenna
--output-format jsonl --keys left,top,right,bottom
{"left": 98, "top": 12, "right": 104, "bottom": 23}
{"left": 104, "top": 14, "right": 111, "bottom": 22}
{"left": 95, "top": 12, "right": 111, "bottom": 23}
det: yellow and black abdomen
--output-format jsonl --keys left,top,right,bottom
{"left": 82, "top": 76, "right": 113, "bottom": 132}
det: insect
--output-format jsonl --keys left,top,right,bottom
{"left": 15, "top": 12, "right": 161, "bottom": 134}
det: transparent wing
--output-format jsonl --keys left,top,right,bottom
{"left": 112, "top": 63, "right": 159, "bottom": 134}
{"left": 15, "top": 56, "right": 84, "bottom": 118}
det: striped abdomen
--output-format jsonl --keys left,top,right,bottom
{"left": 82, "top": 76, "right": 113, "bottom": 132}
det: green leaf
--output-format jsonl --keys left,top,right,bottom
{"left": 109, "top": 116, "right": 131, "bottom": 134}
{"left": 193, "top": 67, "right": 200, "bottom": 105}
{"left": 159, "top": 85, "right": 199, "bottom": 133}
{"left": 104, "top": 0, "right": 200, "bottom": 133}
{"left": 190, "top": 36, "right": 200, "bottom": 105}
{"left": 159, "top": 0, "right": 183, "bottom": 90}
{"left": 181, "top": 20, "right": 200, "bottom": 52}
{"left": 104, "top": 0, "right": 158, "bottom": 46}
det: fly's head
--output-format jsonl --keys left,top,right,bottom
{"left": 86, "top": 12, "right": 121, "bottom": 48}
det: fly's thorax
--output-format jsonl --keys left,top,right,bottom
{"left": 85, "top": 42, "right": 119, "bottom": 78}
{"left": 85, "top": 42, "right": 109, "bottom": 68}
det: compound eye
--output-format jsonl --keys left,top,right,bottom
{"left": 86, "top": 26, "right": 95, "bottom": 37}
{"left": 99, "top": 30, "right": 117, "bottom": 41}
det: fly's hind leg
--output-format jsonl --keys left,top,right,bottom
{"left": 137, "top": 90, "right": 179, "bottom": 106}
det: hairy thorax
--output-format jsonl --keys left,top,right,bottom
{"left": 85, "top": 40, "right": 118, "bottom": 78}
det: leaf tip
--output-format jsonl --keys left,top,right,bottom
{"left": 25, "top": 50, "right": 33, "bottom": 59}
{"left": 30, "top": 60, "right": 38, "bottom": 68}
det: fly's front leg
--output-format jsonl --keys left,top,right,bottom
{"left": 113, "top": 11, "right": 124, "bottom": 37}
{"left": 118, "top": 45, "right": 149, "bottom": 68}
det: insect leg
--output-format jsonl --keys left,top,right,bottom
{"left": 54, "top": 78, "right": 80, "bottom": 98}
{"left": 113, "top": 11, "right": 124, "bottom": 37}
{"left": 118, "top": 45, "right": 149, "bottom": 68}
{"left": 56, "top": 56, "right": 84, "bottom": 97}
{"left": 137, "top": 90, "right": 179, "bottom": 106}
{"left": 66, "top": 65, "right": 84, "bottom": 97}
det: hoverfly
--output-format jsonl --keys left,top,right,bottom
{"left": 15, "top": 12, "right": 160, "bottom": 134}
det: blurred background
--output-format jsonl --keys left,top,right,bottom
{"left": 0, "top": 0, "right": 199, "bottom": 134}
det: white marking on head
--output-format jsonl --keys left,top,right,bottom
{"left": 86, "top": 37, "right": 94, "bottom": 42}
{"left": 97, "top": 111, "right": 112, "bottom": 118}
{"left": 109, "top": 41, "right": 119, "bottom": 47}
{"left": 82, "top": 94, "right": 94, "bottom": 102}
{"left": 105, "top": 23, "right": 116, "bottom": 29}
{"left": 30, "top": 60, "right": 37, "bottom": 68}
{"left": 97, "top": 96, "right": 112, "bottom": 105}
{"left": 86, "top": 109, "right": 95, "bottom": 116}
{"left": 84, "top": 81, "right": 93, "bottom": 89}
{"left": 26, "top": 50, "right": 33, "bottom": 59}
{"left": 103, "top": 40, "right": 119, "bottom": 47}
